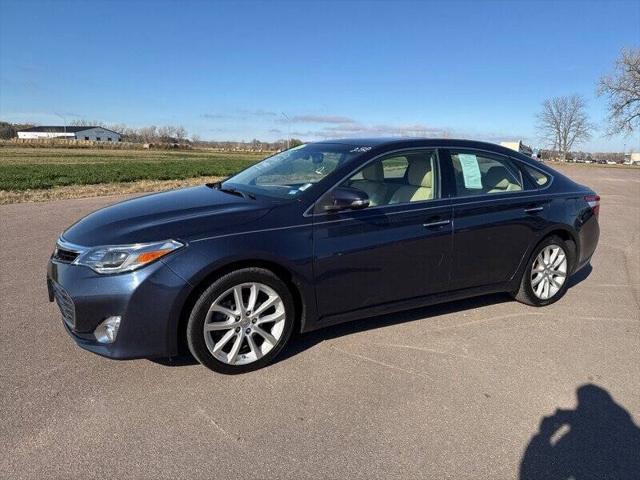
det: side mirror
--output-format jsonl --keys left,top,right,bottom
{"left": 323, "top": 187, "right": 370, "bottom": 212}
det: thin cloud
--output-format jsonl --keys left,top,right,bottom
{"left": 240, "top": 109, "right": 277, "bottom": 117}
{"left": 282, "top": 114, "right": 357, "bottom": 124}
{"left": 315, "top": 122, "right": 451, "bottom": 138}
{"left": 202, "top": 113, "right": 230, "bottom": 120}
{"left": 201, "top": 109, "right": 277, "bottom": 120}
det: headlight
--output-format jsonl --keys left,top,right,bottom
{"left": 74, "top": 240, "right": 183, "bottom": 274}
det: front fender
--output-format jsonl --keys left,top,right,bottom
{"left": 161, "top": 225, "right": 318, "bottom": 346}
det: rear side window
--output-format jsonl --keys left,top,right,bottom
{"left": 521, "top": 164, "right": 550, "bottom": 187}
{"left": 449, "top": 150, "right": 523, "bottom": 197}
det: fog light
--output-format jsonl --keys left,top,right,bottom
{"left": 94, "top": 316, "right": 121, "bottom": 344}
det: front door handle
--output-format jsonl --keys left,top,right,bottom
{"left": 524, "top": 206, "right": 544, "bottom": 213}
{"left": 423, "top": 219, "right": 451, "bottom": 228}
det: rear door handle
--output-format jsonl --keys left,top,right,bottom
{"left": 524, "top": 206, "right": 544, "bottom": 213}
{"left": 423, "top": 219, "right": 451, "bottom": 228}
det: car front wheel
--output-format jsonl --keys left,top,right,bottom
{"left": 186, "top": 268, "right": 295, "bottom": 374}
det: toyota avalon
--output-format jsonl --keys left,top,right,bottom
{"left": 47, "top": 139, "right": 600, "bottom": 373}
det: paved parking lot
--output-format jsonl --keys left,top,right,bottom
{"left": 1, "top": 164, "right": 639, "bottom": 479}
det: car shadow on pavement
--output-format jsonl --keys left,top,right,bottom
{"left": 520, "top": 384, "right": 640, "bottom": 480}
{"left": 277, "top": 264, "right": 593, "bottom": 365}
{"left": 152, "top": 293, "right": 513, "bottom": 368}
{"left": 276, "top": 292, "right": 513, "bottom": 364}
{"left": 151, "top": 264, "right": 593, "bottom": 368}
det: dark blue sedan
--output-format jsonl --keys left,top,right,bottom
{"left": 47, "top": 139, "right": 600, "bottom": 373}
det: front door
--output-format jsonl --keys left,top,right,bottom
{"left": 312, "top": 149, "right": 453, "bottom": 318}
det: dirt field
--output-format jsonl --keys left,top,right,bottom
{"left": 0, "top": 164, "right": 638, "bottom": 480}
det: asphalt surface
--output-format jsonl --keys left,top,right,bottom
{"left": 1, "top": 164, "right": 639, "bottom": 479}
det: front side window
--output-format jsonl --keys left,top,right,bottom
{"left": 449, "top": 150, "right": 522, "bottom": 197}
{"left": 223, "top": 143, "right": 360, "bottom": 199}
{"left": 336, "top": 150, "right": 438, "bottom": 207}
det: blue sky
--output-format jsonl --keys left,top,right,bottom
{"left": 1, "top": 0, "right": 638, "bottom": 151}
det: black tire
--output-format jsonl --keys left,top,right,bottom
{"left": 514, "top": 235, "right": 574, "bottom": 307}
{"left": 186, "top": 268, "right": 295, "bottom": 374}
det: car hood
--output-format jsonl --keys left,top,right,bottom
{"left": 62, "top": 185, "right": 273, "bottom": 246}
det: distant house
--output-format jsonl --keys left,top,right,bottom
{"left": 500, "top": 140, "right": 533, "bottom": 156}
{"left": 17, "top": 126, "right": 121, "bottom": 142}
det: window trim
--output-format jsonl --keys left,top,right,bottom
{"left": 306, "top": 147, "right": 443, "bottom": 217}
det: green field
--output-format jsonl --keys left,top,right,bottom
{"left": 0, "top": 148, "right": 266, "bottom": 190}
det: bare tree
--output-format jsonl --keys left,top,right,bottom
{"left": 174, "top": 126, "right": 187, "bottom": 141}
{"left": 598, "top": 47, "right": 640, "bottom": 135}
{"left": 537, "top": 95, "right": 593, "bottom": 157}
{"left": 139, "top": 126, "right": 158, "bottom": 143}
{"left": 157, "top": 125, "right": 175, "bottom": 142}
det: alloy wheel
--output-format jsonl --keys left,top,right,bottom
{"left": 531, "top": 244, "right": 568, "bottom": 300}
{"left": 203, "top": 282, "right": 286, "bottom": 365}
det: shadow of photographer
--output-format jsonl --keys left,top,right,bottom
{"left": 520, "top": 383, "right": 640, "bottom": 480}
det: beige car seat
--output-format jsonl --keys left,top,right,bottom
{"left": 350, "top": 162, "right": 387, "bottom": 206}
{"left": 389, "top": 157, "right": 433, "bottom": 204}
{"left": 484, "top": 166, "right": 522, "bottom": 193}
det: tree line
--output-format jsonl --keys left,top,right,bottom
{"left": 0, "top": 119, "right": 301, "bottom": 151}
{"left": 67, "top": 120, "right": 189, "bottom": 144}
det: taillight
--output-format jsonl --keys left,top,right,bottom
{"left": 585, "top": 194, "right": 600, "bottom": 218}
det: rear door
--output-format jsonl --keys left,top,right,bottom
{"left": 312, "top": 149, "right": 453, "bottom": 317}
{"left": 440, "top": 148, "right": 545, "bottom": 290}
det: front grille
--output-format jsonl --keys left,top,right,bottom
{"left": 53, "top": 247, "right": 79, "bottom": 263}
{"left": 51, "top": 281, "right": 76, "bottom": 329}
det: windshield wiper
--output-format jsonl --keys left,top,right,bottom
{"left": 206, "top": 182, "right": 256, "bottom": 200}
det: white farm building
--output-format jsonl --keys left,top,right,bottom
{"left": 17, "top": 126, "right": 121, "bottom": 142}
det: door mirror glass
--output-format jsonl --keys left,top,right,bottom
{"left": 323, "top": 187, "right": 370, "bottom": 212}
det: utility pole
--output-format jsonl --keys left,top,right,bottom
{"left": 281, "top": 112, "right": 290, "bottom": 149}
{"left": 54, "top": 112, "right": 67, "bottom": 137}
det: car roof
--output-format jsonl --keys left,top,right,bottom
{"left": 313, "top": 137, "right": 545, "bottom": 170}
{"left": 314, "top": 137, "right": 513, "bottom": 152}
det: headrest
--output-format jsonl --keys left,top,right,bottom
{"left": 362, "top": 162, "right": 384, "bottom": 181}
{"left": 484, "top": 166, "right": 511, "bottom": 190}
{"left": 407, "top": 158, "right": 433, "bottom": 187}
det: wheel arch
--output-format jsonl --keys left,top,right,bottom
{"left": 175, "top": 259, "right": 308, "bottom": 355}
{"left": 510, "top": 225, "right": 580, "bottom": 291}
{"left": 540, "top": 227, "right": 579, "bottom": 270}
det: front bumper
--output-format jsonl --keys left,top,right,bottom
{"left": 47, "top": 257, "right": 190, "bottom": 359}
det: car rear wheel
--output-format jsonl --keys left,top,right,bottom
{"left": 514, "top": 235, "right": 573, "bottom": 306}
{"left": 186, "top": 268, "right": 295, "bottom": 374}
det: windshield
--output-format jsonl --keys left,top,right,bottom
{"left": 222, "top": 143, "right": 360, "bottom": 199}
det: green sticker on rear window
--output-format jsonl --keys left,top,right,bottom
{"left": 458, "top": 154, "right": 482, "bottom": 189}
